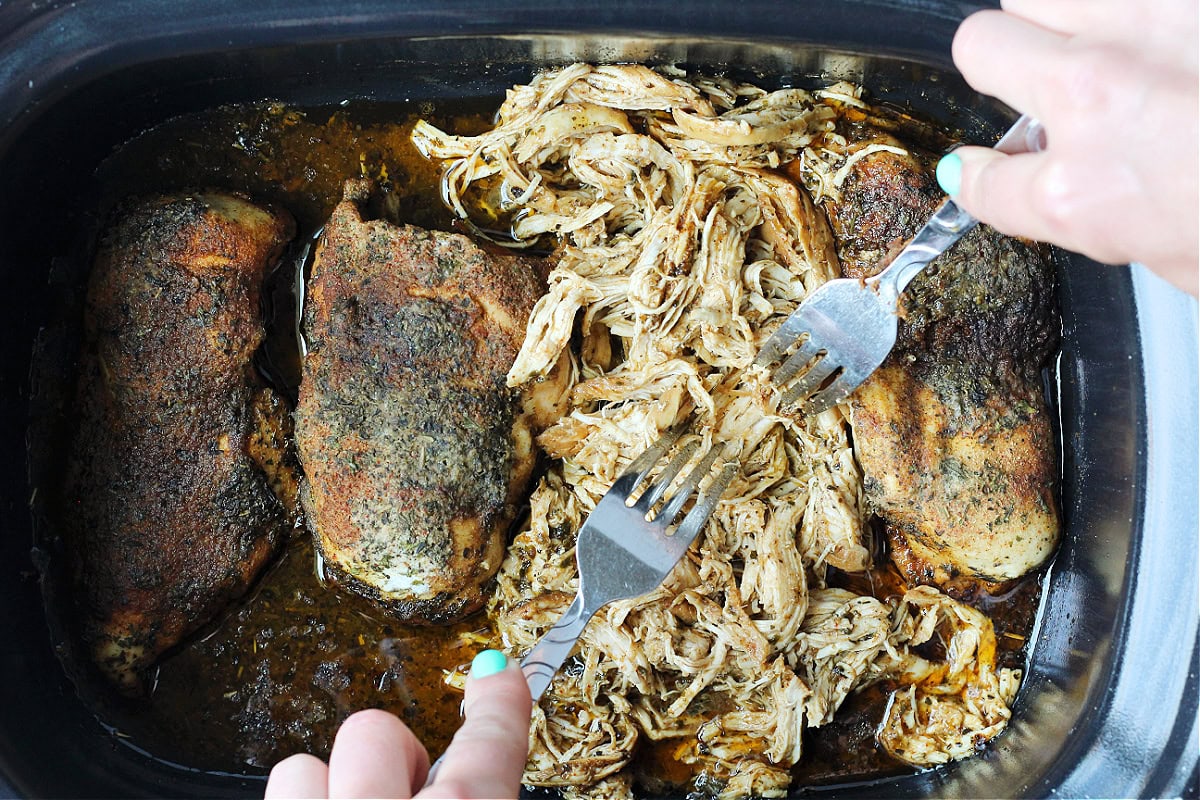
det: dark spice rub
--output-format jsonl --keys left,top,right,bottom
{"left": 63, "top": 193, "right": 296, "bottom": 693}
{"left": 826, "top": 129, "right": 1061, "bottom": 584}
{"left": 296, "top": 180, "right": 547, "bottom": 624}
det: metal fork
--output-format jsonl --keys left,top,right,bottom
{"left": 754, "top": 114, "right": 1047, "bottom": 414}
{"left": 422, "top": 428, "right": 735, "bottom": 788}
{"left": 520, "top": 427, "right": 738, "bottom": 702}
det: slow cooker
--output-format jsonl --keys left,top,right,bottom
{"left": 0, "top": 1, "right": 1195, "bottom": 797}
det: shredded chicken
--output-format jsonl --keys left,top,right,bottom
{"left": 414, "top": 64, "right": 1021, "bottom": 797}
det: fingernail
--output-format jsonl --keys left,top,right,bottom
{"left": 936, "top": 152, "right": 962, "bottom": 196}
{"left": 469, "top": 649, "right": 508, "bottom": 679}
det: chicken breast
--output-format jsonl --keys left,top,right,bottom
{"left": 64, "top": 193, "right": 296, "bottom": 693}
{"left": 295, "top": 180, "right": 551, "bottom": 624}
{"left": 826, "top": 129, "right": 1061, "bottom": 584}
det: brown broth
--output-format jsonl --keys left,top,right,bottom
{"left": 77, "top": 99, "right": 500, "bottom": 773}
{"left": 102, "top": 536, "right": 485, "bottom": 770}
{"left": 62, "top": 96, "right": 1048, "bottom": 791}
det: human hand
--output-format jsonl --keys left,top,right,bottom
{"left": 264, "top": 650, "right": 532, "bottom": 799}
{"left": 936, "top": 0, "right": 1198, "bottom": 294}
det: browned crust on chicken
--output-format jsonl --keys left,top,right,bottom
{"left": 295, "top": 180, "right": 545, "bottom": 624}
{"left": 825, "top": 132, "right": 944, "bottom": 282}
{"left": 851, "top": 364, "right": 1058, "bottom": 582}
{"left": 64, "top": 193, "right": 296, "bottom": 692}
{"left": 826, "top": 129, "right": 1061, "bottom": 584}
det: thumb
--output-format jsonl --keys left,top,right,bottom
{"left": 937, "top": 145, "right": 1072, "bottom": 246}
{"left": 418, "top": 650, "right": 533, "bottom": 800}
{"left": 939, "top": 145, "right": 1142, "bottom": 267}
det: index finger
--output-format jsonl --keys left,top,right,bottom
{"left": 1001, "top": 0, "right": 1130, "bottom": 37}
{"left": 1001, "top": 0, "right": 1197, "bottom": 60}
{"left": 418, "top": 651, "right": 533, "bottom": 800}
{"left": 266, "top": 754, "right": 329, "bottom": 799}
{"left": 952, "top": 10, "right": 1070, "bottom": 126}
{"left": 328, "top": 709, "right": 430, "bottom": 799}
{"left": 952, "top": 10, "right": 1152, "bottom": 132}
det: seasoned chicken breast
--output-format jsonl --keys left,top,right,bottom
{"left": 295, "top": 180, "right": 550, "bottom": 624}
{"left": 64, "top": 193, "right": 296, "bottom": 693}
{"left": 826, "top": 129, "right": 1061, "bottom": 584}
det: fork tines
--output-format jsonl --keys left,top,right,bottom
{"left": 754, "top": 312, "right": 812, "bottom": 371}
{"left": 753, "top": 317, "right": 857, "bottom": 415}
{"left": 754, "top": 332, "right": 844, "bottom": 413}
{"left": 619, "top": 427, "right": 737, "bottom": 536}
{"left": 514, "top": 425, "right": 737, "bottom": 705}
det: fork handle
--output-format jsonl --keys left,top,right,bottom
{"left": 871, "top": 198, "right": 979, "bottom": 301}
{"left": 426, "top": 594, "right": 593, "bottom": 787}
{"left": 520, "top": 593, "right": 595, "bottom": 703}
{"left": 872, "top": 114, "right": 1046, "bottom": 301}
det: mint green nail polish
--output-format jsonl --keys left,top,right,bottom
{"left": 470, "top": 649, "right": 508, "bottom": 678}
{"left": 936, "top": 152, "right": 962, "bottom": 196}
